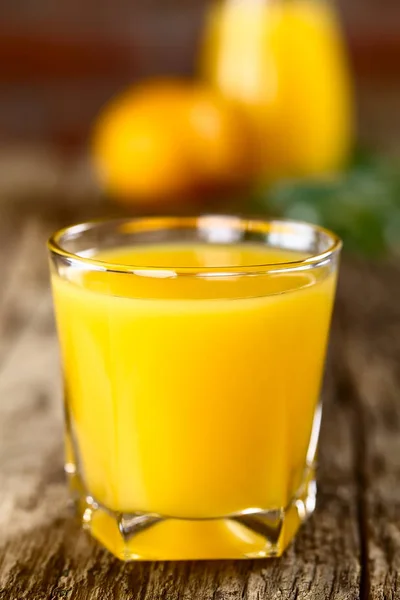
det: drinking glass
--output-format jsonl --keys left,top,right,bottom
{"left": 48, "top": 216, "right": 341, "bottom": 560}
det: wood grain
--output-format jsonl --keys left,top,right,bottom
{"left": 338, "top": 263, "right": 400, "bottom": 600}
{"left": 0, "top": 191, "right": 399, "bottom": 598}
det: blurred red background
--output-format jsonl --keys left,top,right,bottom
{"left": 0, "top": 0, "right": 399, "bottom": 154}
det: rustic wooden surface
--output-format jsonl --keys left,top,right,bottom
{"left": 0, "top": 186, "right": 399, "bottom": 599}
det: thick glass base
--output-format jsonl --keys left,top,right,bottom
{"left": 69, "top": 468, "right": 316, "bottom": 561}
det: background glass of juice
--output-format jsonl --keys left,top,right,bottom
{"left": 48, "top": 216, "right": 341, "bottom": 561}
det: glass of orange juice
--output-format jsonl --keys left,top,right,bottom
{"left": 48, "top": 216, "right": 341, "bottom": 561}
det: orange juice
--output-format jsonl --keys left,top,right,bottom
{"left": 51, "top": 242, "right": 338, "bottom": 559}
{"left": 200, "top": 0, "right": 353, "bottom": 178}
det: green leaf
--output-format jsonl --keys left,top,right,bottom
{"left": 249, "top": 153, "right": 400, "bottom": 258}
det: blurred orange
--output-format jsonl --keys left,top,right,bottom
{"left": 91, "top": 80, "right": 256, "bottom": 206}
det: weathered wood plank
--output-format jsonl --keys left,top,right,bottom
{"left": 338, "top": 262, "right": 400, "bottom": 600}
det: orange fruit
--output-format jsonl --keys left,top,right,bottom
{"left": 185, "top": 86, "right": 256, "bottom": 187}
{"left": 91, "top": 79, "right": 256, "bottom": 206}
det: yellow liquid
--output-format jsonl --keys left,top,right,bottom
{"left": 52, "top": 244, "right": 337, "bottom": 559}
{"left": 201, "top": 0, "right": 353, "bottom": 178}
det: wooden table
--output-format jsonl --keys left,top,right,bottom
{"left": 0, "top": 185, "right": 399, "bottom": 599}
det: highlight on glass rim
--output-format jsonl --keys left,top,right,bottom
{"left": 1, "top": 0, "right": 400, "bottom": 595}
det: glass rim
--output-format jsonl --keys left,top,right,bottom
{"left": 48, "top": 215, "right": 342, "bottom": 276}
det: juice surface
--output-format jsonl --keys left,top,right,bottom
{"left": 52, "top": 244, "right": 336, "bottom": 521}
